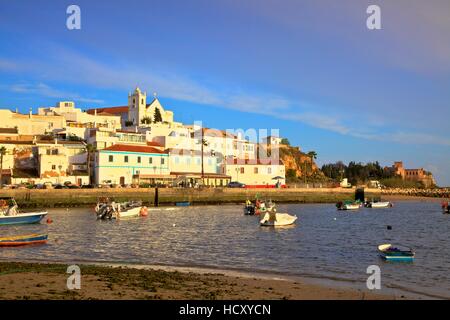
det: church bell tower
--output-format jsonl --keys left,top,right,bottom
{"left": 127, "top": 87, "right": 147, "bottom": 126}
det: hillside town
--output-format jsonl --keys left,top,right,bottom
{"left": 0, "top": 87, "right": 285, "bottom": 188}
{"left": 0, "top": 87, "right": 437, "bottom": 190}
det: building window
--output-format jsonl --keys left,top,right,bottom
{"left": 174, "top": 156, "right": 179, "bottom": 164}
{"left": 268, "top": 167, "right": 272, "bottom": 174}
{"left": 124, "top": 156, "right": 129, "bottom": 163}
{"left": 161, "top": 158, "right": 165, "bottom": 165}
{"left": 109, "top": 155, "right": 113, "bottom": 162}
{"left": 149, "top": 157, "right": 153, "bottom": 164}
{"left": 137, "top": 156, "right": 141, "bottom": 163}
{"left": 240, "top": 167, "right": 244, "bottom": 174}
{"left": 52, "top": 165, "right": 56, "bottom": 170}
{"left": 254, "top": 167, "right": 258, "bottom": 174}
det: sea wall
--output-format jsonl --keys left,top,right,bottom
{"left": 382, "top": 188, "right": 450, "bottom": 198}
{"left": 0, "top": 187, "right": 382, "bottom": 208}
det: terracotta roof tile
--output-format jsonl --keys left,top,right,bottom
{"left": 101, "top": 144, "right": 167, "bottom": 154}
{"left": 86, "top": 106, "right": 128, "bottom": 115}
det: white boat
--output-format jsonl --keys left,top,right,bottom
{"left": 115, "top": 206, "right": 147, "bottom": 219}
{"left": 260, "top": 212, "right": 297, "bottom": 227}
{"left": 95, "top": 199, "right": 147, "bottom": 220}
{"left": 368, "top": 201, "right": 392, "bottom": 208}
{"left": 343, "top": 203, "right": 360, "bottom": 210}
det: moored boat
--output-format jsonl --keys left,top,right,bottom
{"left": 0, "top": 197, "right": 48, "bottom": 225}
{"left": 0, "top": 233, "right": 48, "bottom": 247}
{"left": 95, "top": 198, "right": 147, "bottom": 220}
{"left": 336, "top": 200, "right": 361, "bottom": 210}
{"left": 260, "top": 212, "right": 297, "bottom": 227}
{"left": 366, "top": 201, "right": 393, "bottom": 208}
{"left": 378, "top": 244, "right": 415, "bottom": 261}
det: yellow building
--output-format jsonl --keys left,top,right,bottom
{"left": 95, "top": 144, "right": 170, "bottom": 185}
{"left": 222, "top": 158, "right": 285, "bottom": 188}
{"left": 0, "top": 109, "right": 65, "bottom": 135}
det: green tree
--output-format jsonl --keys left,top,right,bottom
{"left": 125, "top": 120, "right": 134, "bottom": 127}
{"left": 141, "top": 116, "right": 152, "bottom": 125}
{"left": 154, "top": 107, "right": 163, "bottom": 123}
{"left": 0, "top": 146, "right": 6, "bottom": 188}
{"left": 280, "top": 138, "right": 290, "bottom": 145}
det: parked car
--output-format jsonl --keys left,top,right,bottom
{"left": 227, "top": 181, "right": 246, "bottom": 188}
{"left": 81, "top": 184, "right": 94, "bottom": 189}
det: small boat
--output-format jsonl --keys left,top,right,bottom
{"left": 336, "top": 200, "right": 361, "bottom": 210}
{"left": 95, "top": 198, "right": 147, "bottom": 220}
{"left": 378, "top": 244, "right": 415, "bottom": 261}
{"left": 175, "top": 201, "right": 190, "bottom": 207}
{"left": 244, "top": 203, "right": 255, "bottom": 215}
{"left": 260, "top": 212, "right": 297, "bottom": 227}
{"left": 0, "top": 233, "right": 48, "bottom": 247}
{"left": 0, "top": 197, "right": 48, "bottom": 225}
{"left": 365, "top": 201, "right": 393, "bottom": 208}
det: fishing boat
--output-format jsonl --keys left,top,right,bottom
{"left": 378, "top": 244, "right": 415, "bottom": 261}
{"left": 0, "top": 197, "right": 48, "bottom": 225}
{"left": 0, "top": 233, "right": 48, "bottom": 247}
{"left": 365, "top": 201, "right": 393, "bottom": 208}
{"left": 244, "top": 203, "right": 255, "bottom": 215}
{"left": 175, "top": 201, "right": 190, "bottom": 207}
{"left": 95, "top": 198, "right": 147, "bottom": 220}
{"left": 255, "top": 200, "right": 276, "bottom": 215}
{"left": 336, "top": 200, "right": 361, "bottom": 210}
{"left": 260, "top": 212, "right": 297, "bottom": 227}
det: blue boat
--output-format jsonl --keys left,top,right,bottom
{"left": 0, "top": 233, "right": 48, "bottom": 247}
{"left": 0, "top": 197, "right": 48, "bottom": 225}
{"left": 175, "top": 201, "right": 190, "bottom": 207}
{"left": 378, "top": 244, "right": 415, "bottom": 261}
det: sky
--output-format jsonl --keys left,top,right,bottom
{"left": 0, "top": 0, "right": 449, "bottom": 185}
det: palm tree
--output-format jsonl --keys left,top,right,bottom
{"left": 304, "top": 151, "right": 317, "bottom": 184}
{"left": 86, "top": 144, "right": 97, "bottom": 185}
{"left": 0, "top": 146, "right": 6, "bottom": 188}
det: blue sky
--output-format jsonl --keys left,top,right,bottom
{"left": 0, "top": 0, "right": 449, "bottom": 185}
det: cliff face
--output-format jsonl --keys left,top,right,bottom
{"left": 261, "top": 144, "right": 321, "bottom": 178}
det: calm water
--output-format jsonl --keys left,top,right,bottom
{"left": 1, "top": 201, "right": 449, "bottom": 299}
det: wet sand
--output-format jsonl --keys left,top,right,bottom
{"left": 0, "top": 261, "right": 402, "bottom": 300}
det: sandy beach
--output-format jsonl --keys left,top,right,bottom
{"left": 0, "top": 261, "right": 402, "bottom": 300}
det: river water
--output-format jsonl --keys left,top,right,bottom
{"left": 1, "top": 201, "right": 449, "bottom": 299}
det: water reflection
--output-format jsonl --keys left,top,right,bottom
{"left": 0, "top": 202, "right": 449, "bottom": 298}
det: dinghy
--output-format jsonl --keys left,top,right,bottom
{"left": 260, "top": 212, "right": 297, "bottom": 227}
{"left": 366, "top": 201, "right": 393, "bottom": 208}
{"left": 336, "top": 200, "right": 361, "bottom": 210}
{"left": 0, "top": 233, "right": 48, "bottom": 247}
{"left": 0, "top": 197, "right": 47, "bottom": 225}
{"left": 95, "top": 198, "right": 147, "bottom": 220}
{"left": 378, "top": 244, "right": 415, "bottom": 261}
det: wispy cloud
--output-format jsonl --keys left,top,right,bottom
{"left": 1, "top": 46, "right": 449, "bottom": 147}
{"left": 8, "top": 83, "right": 104, "bottom": 104}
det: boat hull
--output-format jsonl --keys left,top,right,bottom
{"left": 0, "top": 233, "right": 48, "bottom": 247}
{"left": 368, "top": 201, "right": 392, "bottom": 208}
{"left": 0, "top": 212, "right": 48, "bottom": 225}
{"left": 378, "top": 244, "right": 415, "bottom": 262}
{"left": 260, "top": 213, "right": 297, "bottom": 227}
{"left": 115, "top": 206, "right": 142, "bottom": 219}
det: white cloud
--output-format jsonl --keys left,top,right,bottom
{"left": 9, "top": 83, "right": 104, "bottom": 104}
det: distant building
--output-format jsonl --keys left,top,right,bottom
{"left": 390, "top": 161, "right": 436, "bottom": 187}
{"left": 222, "top": 158, "right": 285, "bottom": 188}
